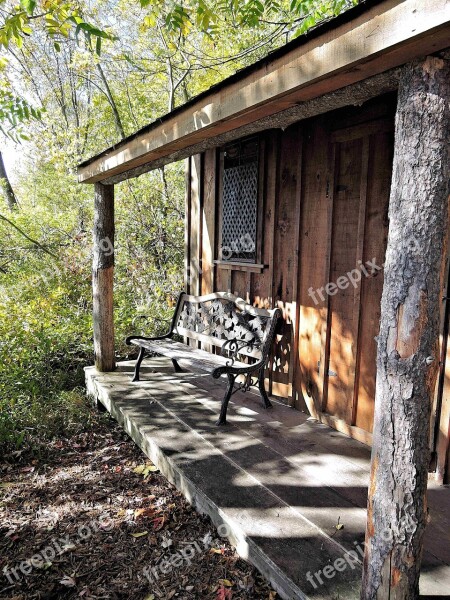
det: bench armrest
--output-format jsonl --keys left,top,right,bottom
{"left": 126, "top": 317, "right": 173, "bottom": 345}
{"left": 212, "top": 339, "right": 265, "bottom": 379}
{"left": 211, "top": 359, "right": 265, "bottom": 379}
{"left": 220, "top": 338, "right": 260, "bottom": 363}
{"left": 126, "top": 292, "right": 187, "bottom": 347}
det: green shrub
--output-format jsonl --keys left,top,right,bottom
{"left": 0, "top": 164, "right": 184, "bottom": 452}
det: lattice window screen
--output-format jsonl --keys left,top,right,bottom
{"left": 221, "top": 139, "right": 258, "bottom": 262}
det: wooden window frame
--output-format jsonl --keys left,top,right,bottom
{"left": 215, "top": 135, "right": 265, "bottom": 272}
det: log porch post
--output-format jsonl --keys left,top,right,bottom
{"left": 361, "top": 56, "right": 450, "bottom": 599}
{"left": 93, "top": 182, "right": 115, "bottom": 372}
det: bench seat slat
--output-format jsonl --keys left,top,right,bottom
{"left": 128, "top": 338, "right": 251, "bottom": 372}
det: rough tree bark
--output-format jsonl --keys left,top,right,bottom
{"left": 93, "top": 182, "right": 115, "bottom": 372}
{"left": 361, "top": 55, "right": 450, "bottom": 599}
{"left": 0, "top": 151, "right": 18, "bottom": 210}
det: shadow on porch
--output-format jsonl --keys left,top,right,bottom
{"left": 85, "top": 357, "right": 450, "bottom": 600}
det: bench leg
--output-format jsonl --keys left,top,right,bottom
{"left": 258, "top": 369, "right": 272, "bottom": 409}
{"left": 132, "top": 347, "right": 146, "bottom": 382}
{"left": 171, "top": 358, "right": 184, "bottom": 373}
{"left": 216, "top": 373, "right": 236, "bottom": 426}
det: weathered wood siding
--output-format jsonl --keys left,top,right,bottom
{"left": 184, "top": 93, "right": 448, "bottom": 459}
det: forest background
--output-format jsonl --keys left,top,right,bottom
{"left": 0, "top": 0, "right": 356, "bottom": 450}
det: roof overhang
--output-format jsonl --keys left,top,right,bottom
{"left": 78, "top": 0, "right": 450, "bottom": 185}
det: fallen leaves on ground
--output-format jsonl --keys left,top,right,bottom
{"left": 0, "top": 411, "right": 274, "bottom": 599}
{"left": 131, "top": 531, "right": 149, "bottom": 538}
{"left": 134, "top": 463, "right": 159, "bottom": 478}
{"left": 217, "top": 585, "right": 233, "bottom": 599}
{"left": 59, "top": 575, "right": 76, "bottom": 587}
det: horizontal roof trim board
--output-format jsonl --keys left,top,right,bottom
{"left": 77, "top": 0, "right": 450, "bottom": 184}
{"left": 101, "top": 68, "right": 401, "bottom": 184}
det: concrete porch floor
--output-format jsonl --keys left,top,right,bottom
{"left": 85, "top": 358, "right": 450, "bottom": 600}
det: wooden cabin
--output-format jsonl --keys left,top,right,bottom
{"left": 184, "top": 96, "right": 397, "bottom": 446}
{"left": 79, "top": 1, "right": 450, "bottom": 596}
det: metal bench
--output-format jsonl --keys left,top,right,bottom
{"left": 126, "top": 292, "right": 281, "bottom": 425}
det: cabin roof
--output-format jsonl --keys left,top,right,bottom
{"left": 77, "top": 0, "right": 450, "bottom": 184}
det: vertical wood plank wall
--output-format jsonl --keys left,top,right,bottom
{"left": 294, "top": 118, "right": 332, "bottom": 420}
{"left": 271, "top": 126, "right": 303, "bottom": 402}
{"left": 189, "top": 154, "right": 202, "bottom": 297}
{"left": 184, "top": 94, "right": 445, "bottom": 454}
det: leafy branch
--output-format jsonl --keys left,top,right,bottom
{"left": 0, "top": 213, "right": 58, "bottom": 258}
{"left": 0, "top": 0, "right": 116, "bottom": 54}
{"left": 0, "top": 89, "right": 43, "bottom": 141}
{"left": 139, "top": 0, "right": 357, "bottom": 40}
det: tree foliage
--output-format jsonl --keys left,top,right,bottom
{"left": 0, "top": 0, "right": 115, "bottom": 51}
{"left": 0, "top": 90, "right": 42, "bottom": 140}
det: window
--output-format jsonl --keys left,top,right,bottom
{"left": 219, "top": 137, "right": 259, "bottom": 263}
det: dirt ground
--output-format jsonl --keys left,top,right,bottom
{"left": 0, "top": 412, "right": 276, "bottom": 600}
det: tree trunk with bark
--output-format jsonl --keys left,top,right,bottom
{"left": 0, "top": 151, "right": 18, "bottom": 210}
{"left": 361, "top": 55, "right": 450, "bottom": 599}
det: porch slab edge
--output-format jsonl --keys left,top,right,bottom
{"left": 85, "top": 366, "right": 311, "bottom": 600}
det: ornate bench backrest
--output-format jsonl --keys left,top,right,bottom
{"left": 171, "top": 292, "right": 280, "bottom": 361}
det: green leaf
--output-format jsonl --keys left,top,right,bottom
{"left": 133, "top": 463, "right": 158, "bottom": 477}
{"left": 75, "top": 22, "right": 93, "bottom": 33}
{"left": 143, "top": 14, "right": 157, "bottom": 28}
{"left": 20, "top": 0, "right": 36, "bottom": 15}
{"left": 131, "top": 531, "right": 148, "bottom": 538}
